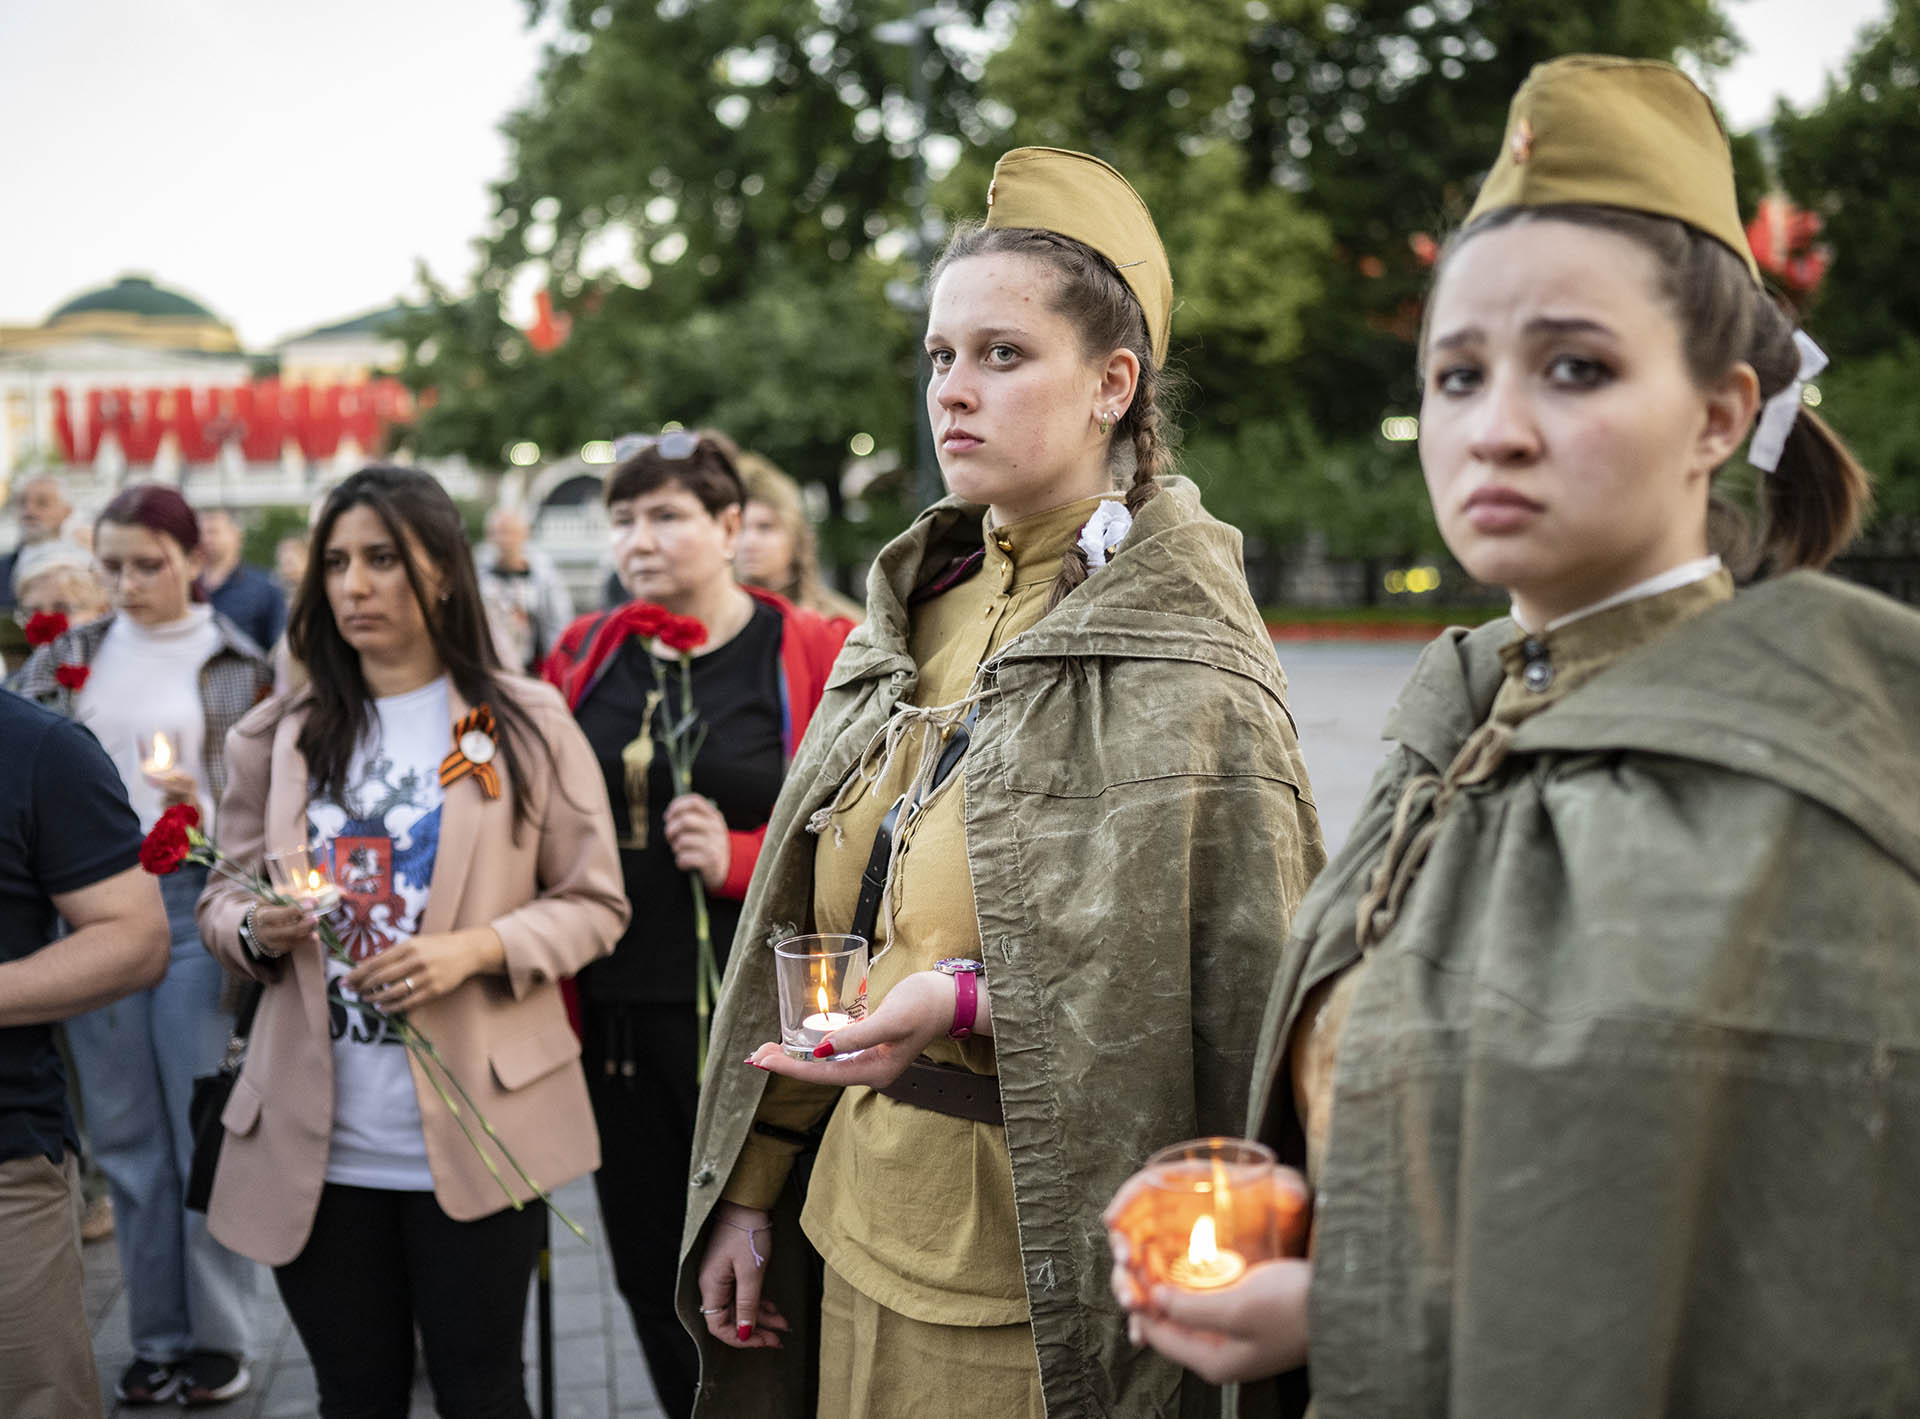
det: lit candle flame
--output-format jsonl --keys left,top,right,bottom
{"left": 308, "top": 869, "right": 325, "bottom": 891}
{"left": 816, "top": 984, "right": 831, "bottom": 1015}
{"left": 1165, "top": 1160, "right": 1248, "bottom": 1289}
{"left": 1187, "top": 1214, "right": 1221, "bottom": 1267}
{"left": 149, "top": 734, "right": 173, "bottom": 771}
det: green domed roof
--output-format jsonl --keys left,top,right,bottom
{"left": 48, "top": 275, "right": 217, "bottom": 324}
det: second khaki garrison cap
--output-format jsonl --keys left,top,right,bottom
{"left": 1466, "top": 54, "right": 1760, "bottom": 283}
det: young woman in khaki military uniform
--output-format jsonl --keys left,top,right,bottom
{"left": 1111, "top": 56, "right": 1920, "bottom": 1417}
{"left": 679, "top": 148, "right": 1326, "bottom": 1417}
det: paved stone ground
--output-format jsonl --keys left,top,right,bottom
{"left": 85, "top": 1175, "right": 665, "bottom": 1419}
{"left": 1276, "top": 640, "right": 1425, "bottom": 852}
{"left": 82, "top": 639, "right": 1423, "bottom": 1417}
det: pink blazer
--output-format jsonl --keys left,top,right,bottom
{"left": 196, "top": 674, "right": 629, "bottom": 1266}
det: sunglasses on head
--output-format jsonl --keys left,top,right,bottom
{"left": 613, "top": 429, "right": 701, "bottom": 462}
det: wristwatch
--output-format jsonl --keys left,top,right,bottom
{"left": 936, "top": 958, "right": 986, "bottom": 1040}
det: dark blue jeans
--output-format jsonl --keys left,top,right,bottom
{"left": 65, "top": 861, "right": 260, "bottom": 1362}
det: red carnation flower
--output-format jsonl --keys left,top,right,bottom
{"left": 23, "top": 611, "right": 68, "bottom": 646}
{"left": 658, "top": 615, "right": 708, "bottom": 654}
{"left": 628, "top": 601, "right": 670, "bottom": 637}
{"left": 54, "top": 663, "right": 89, "bottom": 692}
{"left": 139, "top": 820, "right": 192, "bottom": 875}
{"left": 158, "top": 803, "right": 201, "bottom": 833}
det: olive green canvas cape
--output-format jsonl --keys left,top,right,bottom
{"left": 1237, "top": 572, "right": 1920, "bottom": 1418}
{"left": 678, "top": 477, "right": 1326, "bottom": 1417}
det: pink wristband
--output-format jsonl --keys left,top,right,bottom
{"left": 948, "top": 969, "right": 978, "bottom": 1040}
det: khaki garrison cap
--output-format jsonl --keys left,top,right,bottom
{"left": 1467, "top": 54, "right": 1761, "bottom": 284}
{"left": 984, "top": 146, "right": 1173, "bottom": 364}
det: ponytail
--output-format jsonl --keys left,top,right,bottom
{"left": 1743, "top": 297, "right": 1872, "bottom": 572}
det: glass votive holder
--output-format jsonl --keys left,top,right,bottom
{"left": 138, "top": 728, "right": 182, "bottom": 783}
{"left": 773, "top": 934, "right": 869, "bottom": 1061}
{"left": 1112, "top": 1137, "right": 1303, "bottom": 1294}
{"left": 264, "top": 845, "right": 342, "bottom": 914}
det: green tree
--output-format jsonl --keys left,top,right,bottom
{"left": 1813, "top": 344, "right": 1920, "bottom": 540}
{"left": 400, "top": 0, "right": 1742, "bottom": 581}
{"left": 398, "top": 0, "right": 994, "bottom": 543}
{"left": 1773, "top": 0, "right": 1920, "bottom": 361}
{"left": 1772, "top": 0, "right": 1920, "bottom": 541}
{"left": 962, "top": 0, "right": 1733, "bottom": 569}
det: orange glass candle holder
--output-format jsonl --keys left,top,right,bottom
{"left": 1112, "top": 1137, "right": 1304, "bottom": 1294}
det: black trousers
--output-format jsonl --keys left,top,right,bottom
{"left": 274, "top": 1183, "right": 544, "bottom": 1419}
{"left": 585, "top": 1001, "right": 701, "bottom": 1419}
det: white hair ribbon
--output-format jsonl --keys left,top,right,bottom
{"left": 1076, "top": 500, "right": 1133, "bottom": 572}
{"left": 1748, "top": 329, "right": 1827, "bottom": 473}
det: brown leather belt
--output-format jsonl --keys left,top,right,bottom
{"left": 873, "top": 1058, "right": 1004, "bottom": 1126}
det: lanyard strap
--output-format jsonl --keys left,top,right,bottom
{"left": 847, "top": 705, "right": 979, "bottom": 944}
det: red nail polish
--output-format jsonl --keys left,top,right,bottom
{"left": 736, "top": 1323, "right": 753, "bottom": 1342}
{"left": 749, "top": 1061, "right": 768, "bottom": 1070}
{"left": 812, "top": 1039, "right": 834, "bottom": 1059}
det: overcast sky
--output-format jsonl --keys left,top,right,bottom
{"left": 0, "top": 0, "right": 1890, "bottom": 349}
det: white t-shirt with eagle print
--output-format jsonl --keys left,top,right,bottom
{"left": 307, "top": 677, "right": 449, "bottom": 1192}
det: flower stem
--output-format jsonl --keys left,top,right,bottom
{"left": 169, "top": 836, "right": 588, "bottom": 1240}
{"left": 659, "top": 650, "right": 721, "bottom": 1079}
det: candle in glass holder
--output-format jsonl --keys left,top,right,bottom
{"left": 1112, "top": 1137, "right": 1298, "bottom": 1295}
{"left": 300, "top": 868, "right": 342, "bottom": 914}
{"left": 774, "top": 934, "right": 867, "bottom": 1060}
{"left": 797, "top": 984, "right": 854, "bottom": 1051}
{"left": 265, "top": 846, "right": 342, "bottom": 913}
{"left": 1167, "top": 1213, "right": 1246, "bottom": 1289}
{"left": 139, "top": 730, "right": 178, "bottom": 781}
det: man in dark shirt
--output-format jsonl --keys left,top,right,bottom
{"left": 199, "top": 508, "right": 287, "bottom": 652}
{"left": 0, "top": 690, "right": 170, "bottom": 1418}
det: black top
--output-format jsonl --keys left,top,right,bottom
{"left": 574, "top": 599, "right": 785, "bottom": 1003}
{"left": 0, "top": 690, "right": 144, "bottom": 1165}
{"left": 208, "top": 563, "right": 286, "bottom": 653}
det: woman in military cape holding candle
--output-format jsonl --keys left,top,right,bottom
{"left": 676, "top": 147, "right": 1327, "bottom": 1417}
{"left": 1112, "top": 57, "right": 1920, "bottom": 1419}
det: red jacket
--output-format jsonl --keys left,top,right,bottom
{"left": 541, "top": 585, "right": 852, "bottom": 900}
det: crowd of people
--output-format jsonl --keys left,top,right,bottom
{"left": 1, "top": 51, "right": 1915, "bottom": 1419}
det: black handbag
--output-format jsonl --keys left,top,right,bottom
{"left": 184, "top": 981, "right": 263, "bottom": 1214}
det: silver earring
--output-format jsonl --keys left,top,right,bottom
{"left": 1098, "top": 411, "right": 1111, "bottom": 436}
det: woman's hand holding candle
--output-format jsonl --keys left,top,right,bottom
{"left": 147, "top": 767, "right": 203, "bottom": 819}
{"left": 1113, "top": 1253, "right": 1312, "bottom": 1385}
{"left": 746, "top": 967, "right": 991, "bottom": 1088}
{"left": 697, "top": 1202, "right": 789, "bottom": 1350}
{"left": 1104, "top": 1159, "right": 1313, "bottom": 1384}
{"left": 249, "top": 901, "right": 322, "bottom": 959}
